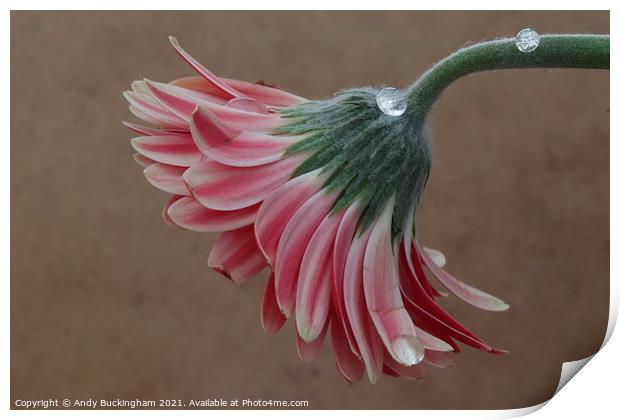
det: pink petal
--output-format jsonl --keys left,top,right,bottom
{"left": 227, "top": 97, "right": 269, "bottom": 114}
{"left": 144, "top": 79, "right": 281, "bottom": 131}
{"left": 296, "top": 320, "right": 328, "bottom": 362}
{"left": 190, "top": 105, "right": 298, "bottom": 167}
{"left": 296, "top": 210, "right": 345, "bottom": 342}
{"left": 123, "top": 121, "right": 181, "bottom": 136}
{"left": 407, "top": 298, "right": 503, "bottom": 354}
{"left": 123, "top": 91, "right": 188, "bottom": 129}
{"left": 167, "top": 196, "right": 258, "bottom": 232}
{"left": 184, "top": 155, "right": 304, "bottom": 211}
{"left": 274, "top": 190, "right": 338, "bottom": 318}
{"left": 163, "top": 195, "right": 184, "bottom": 226}
{"left": 170, "top": 77, "right": 229, "bottom": 104}
{"left": 398, "top": 248, "right": 506, "bottom": 354}
{"left": 415, "top": 327, "right": 454, "bottom": 352}
{"left": 402, "top": 211, "right": 443, "bottom": 299}
{"left": 171, "top": 75, "right": 306, "bottom": 108}
{"left": 363, "top": 198, "right": 424, "bottom": 367}
{"left": 204, "top": 132, "right": 297, "bottom": 167}
{"left": 343, "top": 229, "right": 384, "bottom": 384}
{"left": 423, "top": 350, "right": 456, "bottom": 368}
{"left": 128, "top": 104, "right": 161, "bottom": 126}
{"left": 331, "top": 316, "right": 364, "bottom": 384}
{"left": 144, "top": 79, "right": 219, "bottom": 119}
{"left": 254, "top": 170, "right": 323, "bottom": 267}
{"left": 222, "top": 78, "right": 306, "bottom": 107}
{"left": 407, "top": 252, "right": 444, "bottom": 300}
{"left": 189, "top": 105, "right": 240, "bottom": 152}
{"left": 261, "top": 272, "right": 286, "bottom": 335}
{"left": 133, "top": 153, "right": 156, "bottom": 168}
{"left": 168, "top": 36, "right": 243, "bottom": 99}
{"left": 207, "top": 225, "right": 266, "bottom": 283}
{"left": 331, "top": 201, "right": 362, "bottom": 356}
{"left": 143, "top": 163, "right": 190, "bottom": 195}
{"left": 416, "top": 242, "right": 509, "bottom": 311}
{"left": 131, "top": 135, "right": 202, "bottom": 167}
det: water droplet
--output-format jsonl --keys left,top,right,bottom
{"left": 227, "top": 97, "right": 269, "bottom": 114}
{"left": 515, "top": 28, "right": 540, "bottom": 53}
{"left": 390, "top": 336, "right": 425, "bottom": 366}
{"left": 376, "top": 87, "right": 407, "bottom": 116}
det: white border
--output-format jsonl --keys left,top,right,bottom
{"left": 4, "top": 2, "right": 615, "bottom": 419}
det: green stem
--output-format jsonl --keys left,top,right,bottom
{"left": 406, "top": 34, "right": 609, "bottom": 124}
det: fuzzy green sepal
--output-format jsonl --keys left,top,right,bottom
{"left": 275, "top": 88, "right": 431, "bottom": 235}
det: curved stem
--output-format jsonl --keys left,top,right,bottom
{"left": 406, "top": 34, "right": 609, "bottom": 124}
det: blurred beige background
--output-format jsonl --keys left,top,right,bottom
{"left": 11, "top": 11, "right": 609, "bottom": 409}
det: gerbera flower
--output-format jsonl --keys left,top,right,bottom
{"left": 123, "top": 36, "right": 509, "bottom": 384}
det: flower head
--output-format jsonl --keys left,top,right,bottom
{"left": 124, "top": 37, "right": 509, "bottom": 384}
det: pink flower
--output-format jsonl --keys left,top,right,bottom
{"left": 124, "top": 37, "right": 509, "bottom": 384}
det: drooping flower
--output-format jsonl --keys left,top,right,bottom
{"left": 123, "top": 36, "right": 509, "bottom": 384}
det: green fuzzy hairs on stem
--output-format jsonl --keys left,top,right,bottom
{"left": 407, "top": 34, "right": 610, "bottom": 130}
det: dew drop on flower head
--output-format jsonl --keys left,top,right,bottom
{"left": 376, "top": 87, "right": 407, "bottom": 116}
{"left": 123, "top": 36, "right": 509, "bottom": 384}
